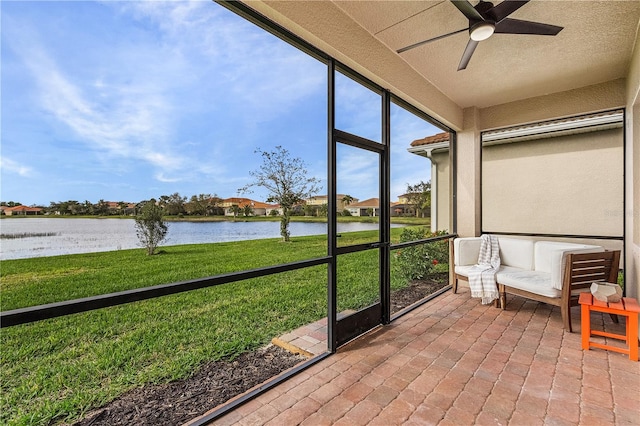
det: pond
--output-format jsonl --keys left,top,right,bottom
{"left": 0, "top": 218, "right": 400, "bottom": 260}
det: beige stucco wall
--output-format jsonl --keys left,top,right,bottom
{"left": 480, "top": 80, "right": 626, "bottom": 131}
{"left": 482, "top": 129, "right": 624, "bottom": 236}
{"left": 430, "top": 150, "right": 450, "bottom": 233}
{"left": 456, "top": 108, "right": 483, "bottom": 237}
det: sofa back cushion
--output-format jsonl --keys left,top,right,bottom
{"left": 454, "top": 237, "right": 482, "bottom": 266}
{"left": 534, "top": 242, "right": 604, "bottom": 290}
{"left": 497, "top": 238, "right": 535, "bottom": 270}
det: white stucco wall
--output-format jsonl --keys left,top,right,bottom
{"left": 430, "top": 150, "right": 450, "bottom": 233}
{"left": 482, "top": 129, "right": 624, "bottom": 236}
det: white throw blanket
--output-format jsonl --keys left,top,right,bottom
{"left": 468, "top": 235, "right": 501, "bottom": 304}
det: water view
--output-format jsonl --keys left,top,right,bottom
{"left": 0, "top": 218, "right": 397, "bottom": 260}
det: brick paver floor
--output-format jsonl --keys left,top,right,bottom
{"left": 205, "top": 287, "right": 640, "bottom": 425}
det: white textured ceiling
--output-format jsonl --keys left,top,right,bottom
{"left": 332, "top": 0, "right": 640, "bottom": 108}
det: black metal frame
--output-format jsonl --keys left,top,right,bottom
{"left": 2, "top": 1, "right": 458, "bottom": 424}
{"left": 332, "top": 126, "right": 387, "bottom": 347}
{"left": 1, "top": 257, "right": 330, "bottom": 327}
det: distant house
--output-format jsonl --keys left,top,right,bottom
{"left": 106, "top": 201, "right": 136, "bottom": 215}
{"left": 3, "top": 205, "right": 43, "bottom": 216}
{"left": 393, "top": 193, "right": 420, "bottom": 217}
{"left": 391, "top": 199, "right": 413, "bottom": 217}
{"left": 347, "top": 198, "right": 380, "bottom": 217}
{"left": 306, "top": 194, "right": 358, "bottom": 212}
{"left": 221, "top": 197, "right": 280, "bottom": 216}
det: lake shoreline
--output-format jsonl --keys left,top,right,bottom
{"left": 0, "top": 217, "right": 422, "bottom": 261}
{"left": 1, "top": 214, "right": 426, "bottom": 225}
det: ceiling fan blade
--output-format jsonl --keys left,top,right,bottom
{"left": 397, "top": 28, "right": 467, "bottom": 53}
{"left": 490, "top": 0, "right": 530, "bottom": 22}
{"left": 451, "top": 0, "right": 484, "bottom": 21}
{"left": 458, "top": 39, "right": 479, "bottom": 71}
{"left": 495, "top": 18, "right": 563, "bottom": 35}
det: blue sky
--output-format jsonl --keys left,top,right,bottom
{"left": 1, "top": 0, "right": 441, "bottom": 207}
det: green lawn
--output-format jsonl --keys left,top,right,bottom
{"left": 1, "top": 228, "right": 424, "bottom": 425}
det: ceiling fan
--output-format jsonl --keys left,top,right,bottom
{"left": 397, "top": 0, "right": 563, "bottom": 71}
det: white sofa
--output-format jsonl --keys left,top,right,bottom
{"left": 452, "top": 236, "right": 608, "bottom": 330}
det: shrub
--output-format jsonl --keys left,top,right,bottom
{"left": 134, "top": 200, "right": 168, "bottom": 255}
{"left": 394, "top": 228, "right": 448, "bottom": 281}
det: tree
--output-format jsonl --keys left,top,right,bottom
{"left": 304, "top": 204, "right": 317, "bottom": 217}
{"left": 117, "top": 201, "right": 128, "bottom": 215}
{"left": 185, "top": 194, "right": 210, "bottom": 216}
{"left": 341, "top": 194, "right": 354, "bottom": 207}
{"left": 405, "top": 181, "right": 431, "bottom": 218}
{"left": 134, "top": 199, "right": 168, "bottom": 255}
{"left": 83, "top": 200, "right": 95, "bottom": 215}
{"left": 240, "top": 146, "right": 321, "bottom": 242}
{"left": 94, "top": 199, "right": 109, "bottom": 216}
{"left": 158, "top": 192, "right": 186, "bottom": 216}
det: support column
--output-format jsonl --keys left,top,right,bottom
{"left": 456, "top": 107, "right": 482, "bottom": 237}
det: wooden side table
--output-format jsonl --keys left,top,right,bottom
{"left": 579, "top": 292, "right": 639, "bottom": 361}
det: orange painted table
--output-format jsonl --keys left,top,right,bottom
{"left": 579, "top": 292, "right": 639, "bottom": 361}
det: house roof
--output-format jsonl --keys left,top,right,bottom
{"left": 307, "top": 194, "right": 350, "bottom": 200}
{"left": 5, "top": 206, "right": 42, "bottom": 212}
{"left": 222, "top": 198, "right": 277, "bottom": 209}
{"left": 348, "top": 198, "right": 380, "bottom": 208}
{"left": 106, "top": 201, "right": 135, "bottom": 209}
{"left": 410, "top": 132, "right": 450, "bottom": 147}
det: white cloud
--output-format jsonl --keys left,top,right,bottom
{"left": 1, "top": 158, "right": 33, "bottom": 177}
{"left": 2, "top": 10, "right": 191, "bottom": 181}
{"left": 117, "top": 1, "right": 325, "bottom": 123}
{"left": 2, "top": 1, "right": 326, "bottom": 202}
{"left": 154, "top": 172, "right": 184, "bottom": 183}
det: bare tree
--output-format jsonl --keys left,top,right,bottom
{"left": 240, "top": 146, "right": 321, "bottom": 242}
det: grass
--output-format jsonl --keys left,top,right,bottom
{"left": 0, "top": 227, "right": 429, "bottom": 425}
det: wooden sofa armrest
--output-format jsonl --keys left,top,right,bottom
{"left": 561, "top": 250, "right": 621, "bottom": 332}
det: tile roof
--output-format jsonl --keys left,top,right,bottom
{"left": 348, "top": 198, "right": 379, "bottom": 208}
{"left": 222, "top": 197, "right": 277, "bottom": 208}
{"left": 410, "top": 132, "right": 449, "bottom": 147}
{"left": 5, "top": 205, "right": 42, "bottom": 212}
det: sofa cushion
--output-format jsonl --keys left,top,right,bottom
{"left": 454, "top": 237, "right": 482, "bottom": 266}
{"left": 534, "top": 242, "right": 601, "bottom": 272}
{"left": 534, "top": 242, "right": 603, "bottom": 290}
{"left": 495, "top": 270, "right": 560, "bottom": 298}
{"left": 455, "top": 264, "right": 522, "bottom": 277}
{"left": 497, "top": 238, "right": 535, "bottom": 270}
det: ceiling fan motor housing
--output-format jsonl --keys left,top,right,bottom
{"left": 475, "top": 1, "right": 497, "bottom": 19}
{"left": 469, "top": 1, "right": 496, "bottom": 41}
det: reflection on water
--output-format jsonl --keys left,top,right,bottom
{"left": 0, "top": 218, "right": 398, "bottom": 260}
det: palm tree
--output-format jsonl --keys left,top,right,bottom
{"left": 341, "top": 194, "right": 354, "bottom": 208}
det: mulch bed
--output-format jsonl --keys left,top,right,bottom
{"left": 73, "top": 346, "right": 305, "bottom": 426}
{"left": 73, "top": 277, "right": 448, "bottom": 426}
{"left": 391, "top": 275, "right": 448, "bottom": 313}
